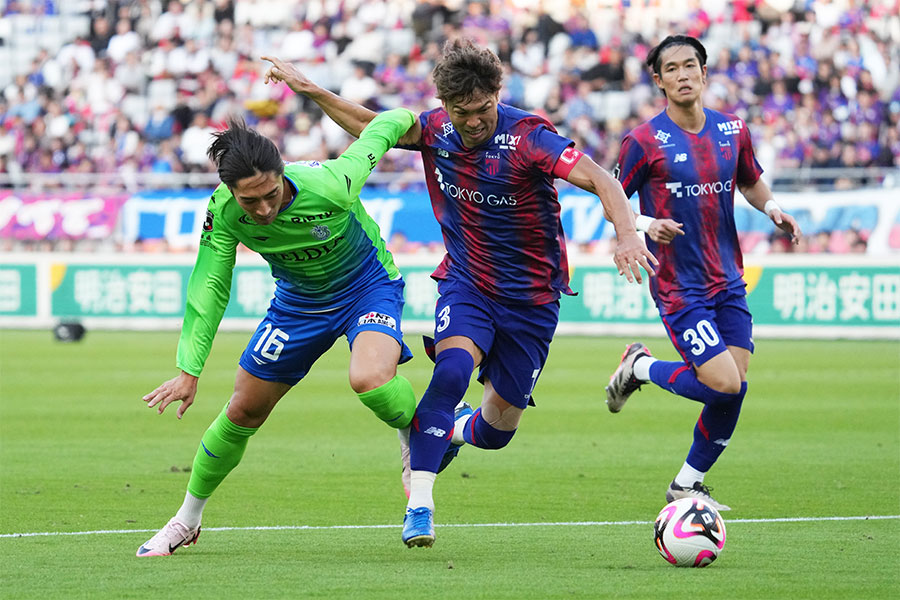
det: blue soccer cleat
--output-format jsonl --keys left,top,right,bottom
{"left": 437, "top": 401, "right": 474, "bottom": 473}
{"left": 402, "top": 506, "right": 435, "bottom": 547}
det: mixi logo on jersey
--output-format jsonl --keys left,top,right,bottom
{"left": 717, "top": 120, "right": 744, "bottom": 136}
{"left": 494, "top": 132, "right": 520, "bottom": 151}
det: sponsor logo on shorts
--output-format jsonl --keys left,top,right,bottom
{"left": 358, "top": 311, "right": 397, "bottom": 330}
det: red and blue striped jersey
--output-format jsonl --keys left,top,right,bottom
{"left": 616, "top": 108, "right": 764, "bottom": 314}
{"left": 414, "top": 103, "right": 578, "bottom": 305}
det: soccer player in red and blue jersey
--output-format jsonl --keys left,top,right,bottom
{"left": 262, "top": 40, "right": 657, "bottom": 547}
{"left": 605, "top": 35, "right": 802, "bottom": 510}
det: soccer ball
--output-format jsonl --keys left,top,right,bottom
{"left": 653, "top": 497, "right": 726, "bottom": 567}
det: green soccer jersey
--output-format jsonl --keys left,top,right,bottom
{"left": 176, "top": 108, "right": 416, "bottom": 377}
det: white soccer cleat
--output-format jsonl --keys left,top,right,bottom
{"left": 605, "top": 342, "right": 652, "bottom": 413}
{"left": 399, "top": 427, "right": 411, "bottom": 499}
{"left": 666, "top": 480, "right": 731, "bottom": 511}
{"left": 136, "top": 517, "right": 201, "bottom": 557}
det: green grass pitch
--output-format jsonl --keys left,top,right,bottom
{"left": 1, "top": 330, "right": 898, "bottom": 599}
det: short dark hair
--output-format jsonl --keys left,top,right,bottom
{"left": 646, "top": 34, "right": 708, "bottom": 75}
{"left": 206, "top": 117, "right": 284, "bottom": 187}
{"left": 431, "top": 38, "right": 503, "bottom": 105}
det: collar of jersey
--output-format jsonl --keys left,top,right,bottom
{"left": 280, "top": 174, "right": 300, "bottom": 213}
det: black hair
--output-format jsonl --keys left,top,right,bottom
{"left": 206, "top": 117, "right": 283, "bottom": 187}
{"left": 646, "top": 34, "right": 708, "bottom": 75}
{"left": 432, "top": 38, "right": 503, "bottom": 105}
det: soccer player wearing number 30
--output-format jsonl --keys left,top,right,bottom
{"left": 136, "top": 109, "right": 420, "bottom": 556}
{"left": 605, "top": 35, "right": 802, "bottom": 510}
{"left": 261, "top": 39, "right": 658, "bottom": 548}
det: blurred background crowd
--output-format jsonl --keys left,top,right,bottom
{"left": 1, "top": 0, "right": 898, "bottom": 254}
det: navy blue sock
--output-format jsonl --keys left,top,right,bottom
{"left": 409, "top": 348, "right": 473, "bottom": 472}
{"left": 686, "top": 382, "right": 747, "bottom": 471}
{"left": 461, "top": 407, "right": 516, "bottom": 449}
{"left": 649, "top": 360, "right": 740, "bottom": 405}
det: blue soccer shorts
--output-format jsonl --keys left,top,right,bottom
{"left": 660, "top": 288, "right": 754, "bottom": 368}
{"left": 432, "top": 277, "right": 559, "bottom": 409}
{"left": 239, "top": 278, "right": 413, "bottom": 385}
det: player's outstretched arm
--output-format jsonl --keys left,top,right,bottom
{"left": 565, "top": 155, "right": 658, "bottom": 283}
{"left": 143, "top": 371, "right": 199, "bottom": 420}
{"left": 262, "top": 55, "right": 375, "bottom": 137}
{"left": 739, "top": 178, "right": 803, "bottom": 244}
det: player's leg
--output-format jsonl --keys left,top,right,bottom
{"left": 622, "top": 293, "right": 753, "bottom": 509}
{"left": 136, "top": 368, "right": 290, "bottom": 557}
{"left": 404, "top": 279, "right": 490, "bottom": 547}
{"left": 344, "top": 280, "right": 418, "bottom": 495}
{"left": 138, "top": 301, "right": 333, "bottom": 556}
{"left": 403, "top": 335, "right": 481, "bottom": 547}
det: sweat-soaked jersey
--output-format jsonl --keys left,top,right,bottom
{"left": 176, "top": 108, "right": 416, "bottom": 376}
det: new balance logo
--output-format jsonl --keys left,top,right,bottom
{"left": 423, "top": 426, "right": 447, "bottom": 438}
{"left": 674, "top": 153, "right": 687, "bottom": 163}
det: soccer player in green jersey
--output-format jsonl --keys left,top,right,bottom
{"left": 136, "top": 108, "right": 419, "bottom": 556}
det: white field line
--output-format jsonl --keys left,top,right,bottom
{"left": 1, "top": 514, "right": 898, "bottom": 539}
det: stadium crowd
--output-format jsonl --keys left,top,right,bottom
{"left": 1, "top": 0, "right": 898, "bottom": 254}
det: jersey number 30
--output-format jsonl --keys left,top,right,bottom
{"left": 682, "top": 319, "right": 720, "bottom": 356}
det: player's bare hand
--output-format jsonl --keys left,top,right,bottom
{"left": 648, "top": 218, "right": 685, "bottom": 245}
{"left": 615, "top": 231, "right": 658, "bottom": 284}
{"left": 261, "top": 55, "right": 317, "bottom": 95}
{"left": 143, "top": 371, "right": 199, "bottom": 419}
{"left": 769, "top": 209, "right": 803, "bottom": 245}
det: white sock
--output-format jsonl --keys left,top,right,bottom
{"left": 451, "top": 413, "right": 472, "bottom": 445}
{"left": 406, "top": 470, "right": 436, "bottom": 511}
{"left": 633, "top": 355, "right": 656, "bottom": 382}
{"left": 174, "top": 491, "right": 208, "bottom": 529}
{"left": 674, "top": 462, "right": 706, "bottom": 488}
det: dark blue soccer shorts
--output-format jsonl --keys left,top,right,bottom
{"left": 239, "top": 278, "right": 413, "bottom": 386}
{"left": 433, "top": 277, "right": 559, "bottom": 409}
{"left": 660, "top": 288, "right": 754, "bottom": 368}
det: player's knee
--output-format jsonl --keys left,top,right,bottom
{"left": 348, "top": 363, "right": 395, "bottom": 394}
{"left": 480, "top": 401, "right": 522, "bottom": 430}
{"left": 697, "top": 371, "right": 743, "bottom": 395}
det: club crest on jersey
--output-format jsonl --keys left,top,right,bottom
{"left": 484, "top": 151, "right": 501, "bottom": 176}
{"left": 357, "top": 311, "right": 397, "bottom": 330}
{"left": 311, "top": 224, "right": 331, "bottom": 240}
{"left": 654, "top": 130, "right": 671, "bottom": 144}
{"left": 203, "top": 210, "right": 214, "bottom": 231}
{"left": 442, "top": 121, "right": 454, "bottom": 136}
{"left": 718, "top": 141, "right": 733, "bottom": 161}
